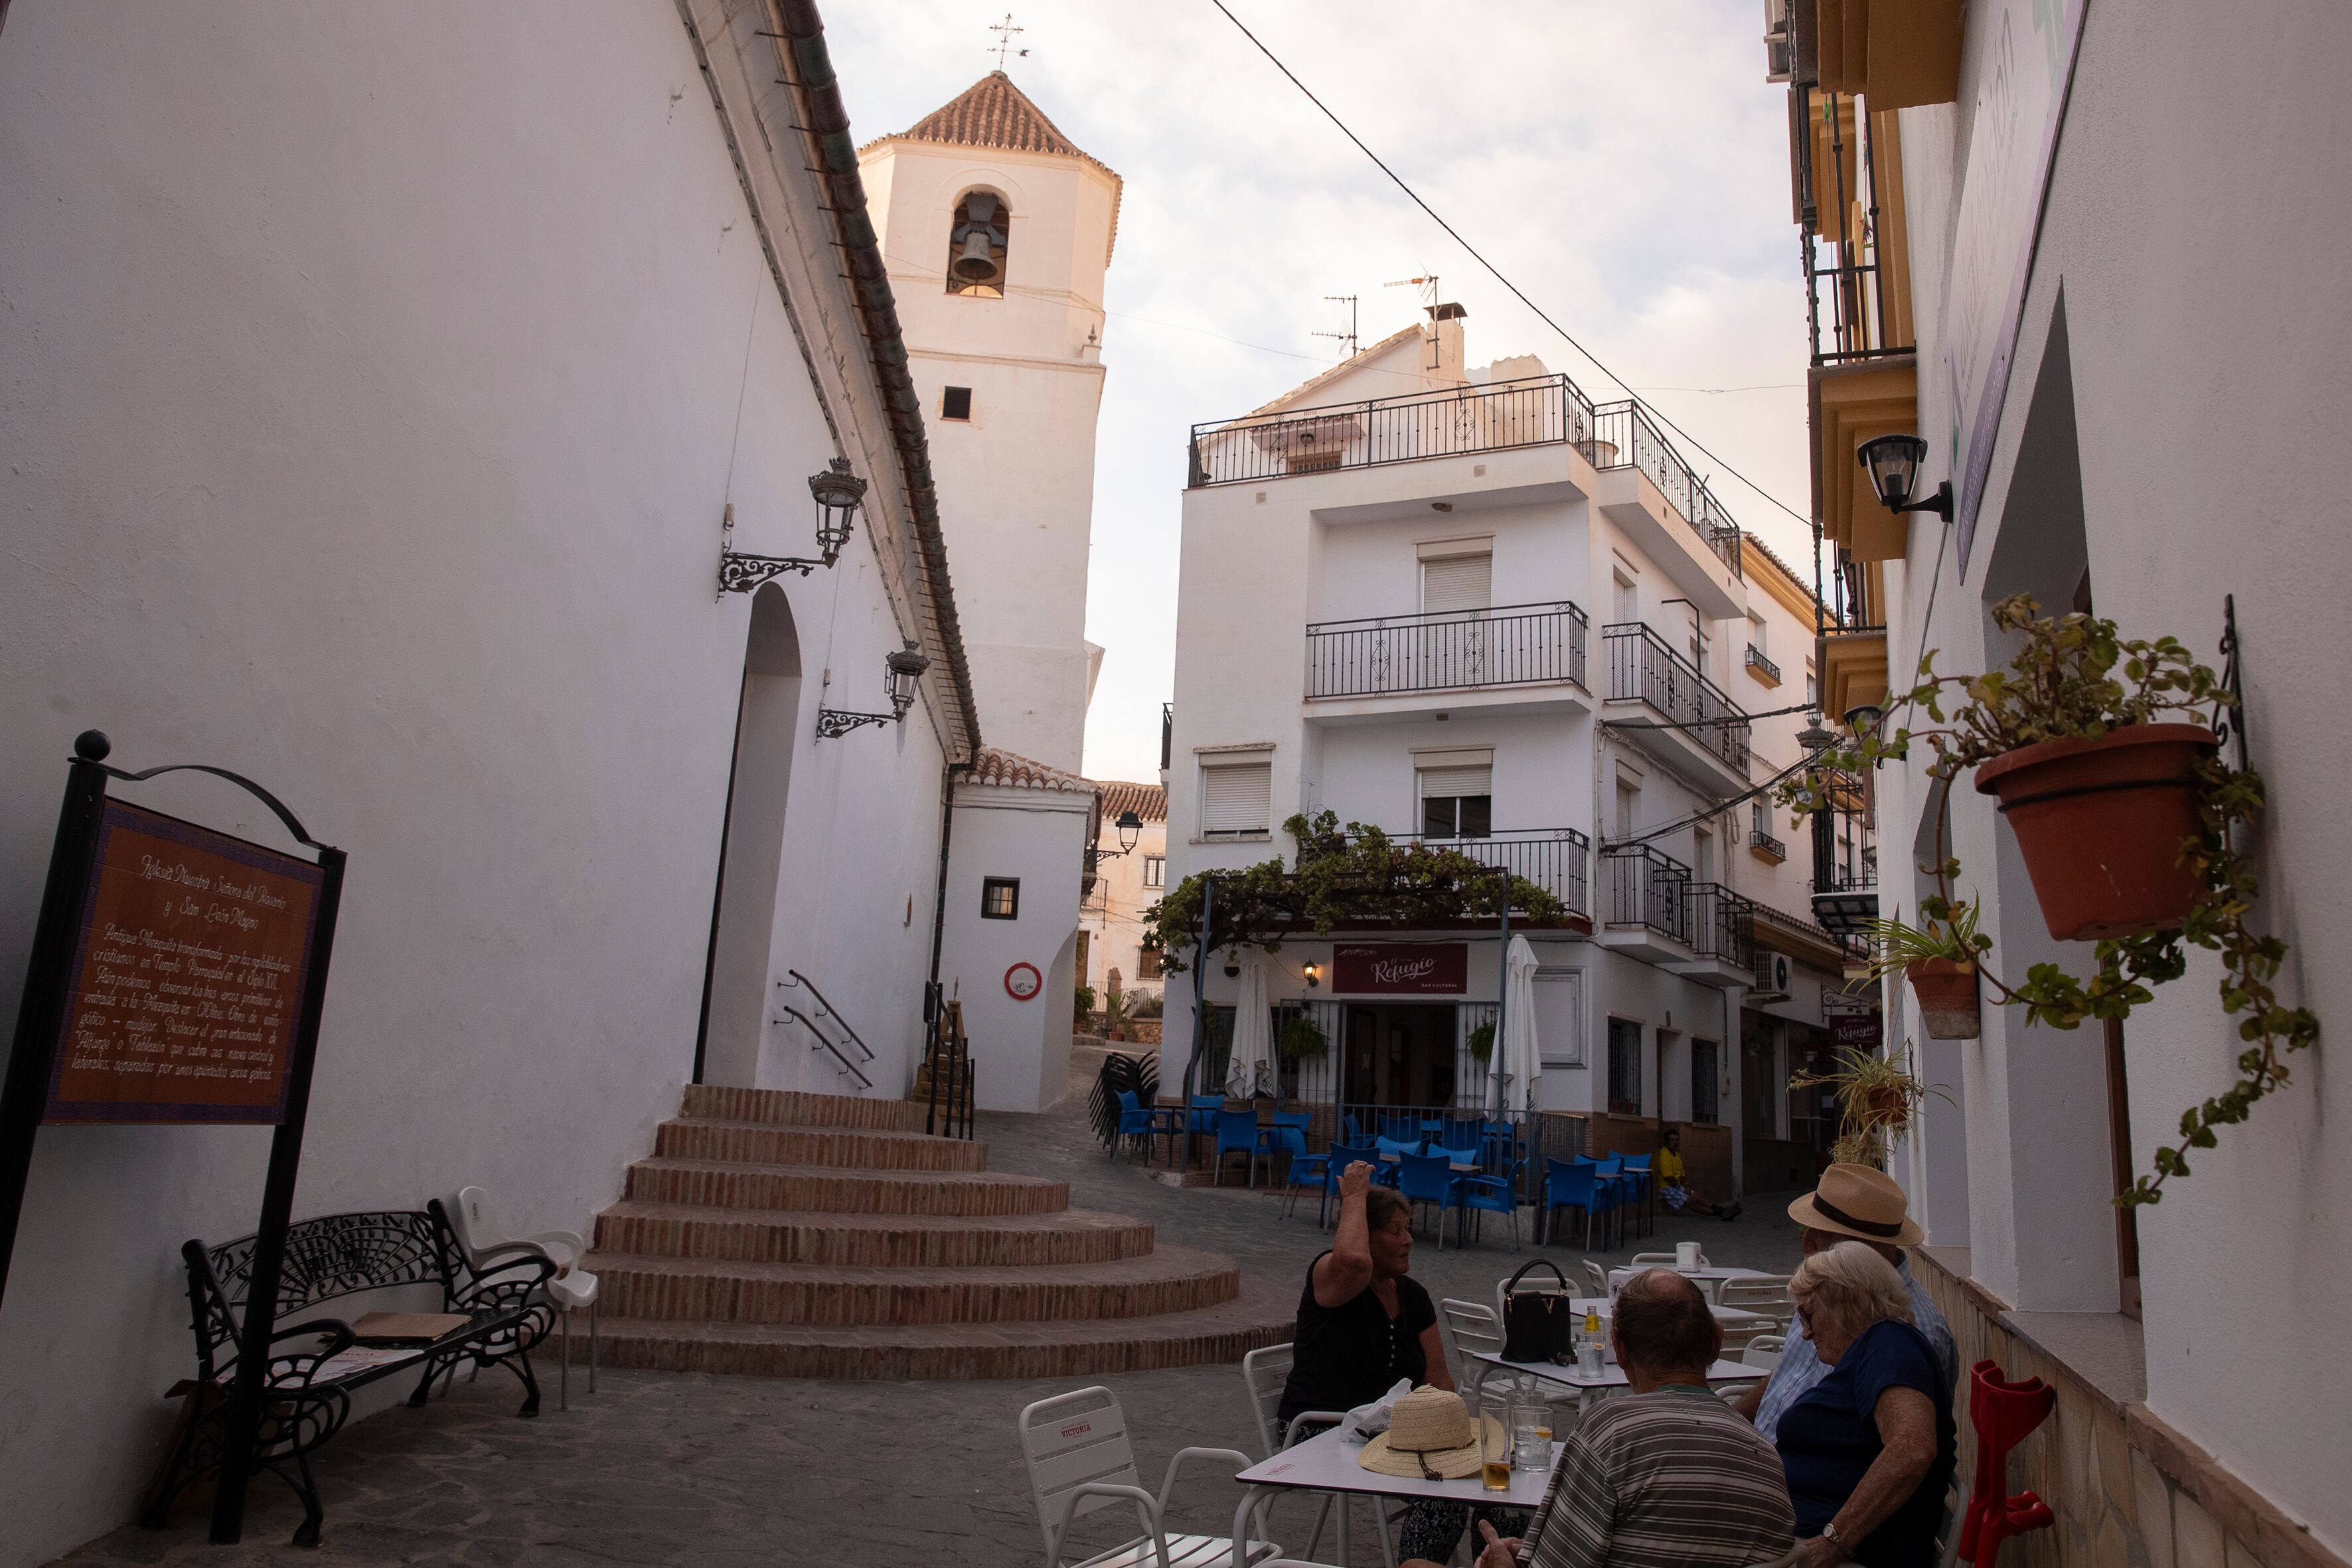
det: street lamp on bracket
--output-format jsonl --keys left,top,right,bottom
{"left": 1855, "top": 433, "right": 1953, "bottom": 521}
{"left": 716, "top": 457, "right": 868, "bottom": 597}
{"left": 815, "top": 641, "right": 930, "bottom": 740}
{"left": 1091, "top": 810, "right": 1144, "bottom": 858}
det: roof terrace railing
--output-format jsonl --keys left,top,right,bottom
{"left": 1187, "top": 374, "right": 1743, "bottom": 579}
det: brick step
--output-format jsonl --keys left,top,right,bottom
{"left": 621, "top": 1157, "right": 1064, "bottom": 1217}
{"left": 581, "top": 1243, "right": 1240, "bottom": 1327}
{"left": 681, "top": 1083, "right": 923, "bottom": 1133}
{"left": 542, "top": 1273, "right": 1294, "bottom": 1381}
{"left": 653, "top": 1117, "right": 990, "bottom": 1173}
{"left": 590, "top": 1200, "right": 1154, "bottom": 1269}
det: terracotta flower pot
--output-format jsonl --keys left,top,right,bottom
{"left": 1863, "top": 1083, "right": 1911, "bottom": 1127}
{"left": 1907, "top": 957, "right": 1980, "bottom": 1040}
{"left": 1972, "top": 723, "right": 2219, "bottom": 941}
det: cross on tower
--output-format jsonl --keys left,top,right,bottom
{"left": 987, "top": 13, "right": 1026, "bottom": 70}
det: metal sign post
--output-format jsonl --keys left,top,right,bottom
{"left": 0, "top": 731, "right": 346, "bottom": 1545}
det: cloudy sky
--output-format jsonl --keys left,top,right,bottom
{"left": 821, "top": 1, "right": 1814, "bottom": 783}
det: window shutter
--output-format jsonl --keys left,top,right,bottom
{"left": 1200, "top": 761, "right": 1271, "bottom": 835}
{"left": 1416, "top": 761, "right": 1492, "bottom": 799}
{"left": 1421, "top": 552, "right": 1492, "bottom": 614}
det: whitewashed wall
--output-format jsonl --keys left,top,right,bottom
{"left": 938, "top": 783, "right": 1091, "bottom": 1111}
{"left": 1887, "top": 3, "right": 2352, "bottom": 1550}
{"left": 0, "top": 4, "right": 954, "bottom": 1561}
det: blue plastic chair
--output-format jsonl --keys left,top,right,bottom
{"left": 1379, "top": 1111, "right": 1421, "bottom": 1143}
{"left": 1395, "top": 1152, "right": 1460, "bottom": 1250}
{"left": 1260, "top": 1111, "right": 1311, "bottom": 1181}
{"left": 1342, "top": 1112, "right": 1366, "bottom": 1144}
{"left": 1111, "top": 1090, "right": 1172, "bottom": 1165}
{"left": 1452, "top": 1170, "right": 1521, "bottom": 1251}
{"left": 1214, "top": 1108, "right": 1263, "bottom": 1188}
{"left": 1621, "top": 1152, "right": 1655, "bottom": 1238}
{"left": 1592, "top": 1154, "right": 1629, "bottom": 1247}
{"left": 1541, "top": 1157, "right": 1610, "bottom": 1251}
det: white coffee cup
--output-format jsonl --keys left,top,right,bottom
{"left": 1676, "top": 1241, "right": 1703, "bottom": 1271}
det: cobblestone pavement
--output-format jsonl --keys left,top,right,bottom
{"left": 60, "top": 1049, "right": 1806, "bottom": 1567}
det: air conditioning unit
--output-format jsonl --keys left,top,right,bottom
{"left": 1753, "top": 951, "right": 1794, "bottom": 999}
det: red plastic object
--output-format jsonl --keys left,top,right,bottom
{"left": 1958, "top": 1360, "right": 2059, "bottom": 1568}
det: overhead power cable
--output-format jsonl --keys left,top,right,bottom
{"left": 1204, "top": 0, "right": 1814, "bottom": 532}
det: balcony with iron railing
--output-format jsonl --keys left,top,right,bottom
{"left": 1666, "top": 882, "right": 1758, "bottom": 988}
{"left": 1185, "top": 374, "right": 1742, "bottom": 588}
{"left": 1808, "top": 771, "right": 1879, "bottom": 938}
{"left": 1304, "top": 600, "right": 1588, "bottom": 706}
{"left": 1599, "top": 842, "right": 1693, "bottom": 959}
{"left": 1401, "top": 827, "right": 1592, "bottom": 919}
{"left": 1745, "top": 643, "right": 1782, "bottom": 685}
{"left": 1601, "top": 623, "right": 1754, "bottom": 790}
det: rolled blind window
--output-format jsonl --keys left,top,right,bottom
{"left": 1421, "top": 552, "right": 1492, "bottom": 614}
{"left": 1416, "top": 762, "right": 1492, "bottom": 799}
{"left": 1200, "top": 761, "right": 1272, "bottom": 836}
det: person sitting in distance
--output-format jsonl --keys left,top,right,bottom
{"left": 1417, "top": 1268, "right": 1794, "bottom": 1568}
{"left": 1729, "top": 1162, "right": 1954, "bottom": 1439}
{"left": 1281, "top": 1161, "right": 1524, "bottom": 1562}
{"left": 1656, "top": 1126, "right": 1741, "bottom": 1220}
{"left": 1774, "top": 1242, "right": 1958, "bottom": 1568}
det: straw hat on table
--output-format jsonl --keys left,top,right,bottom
{"left": 1786, "top": 1162, "right": 1925, "bottom": 1247}
{"left": 1358, "top": 1385, "right": 1502, "bottom": 1480}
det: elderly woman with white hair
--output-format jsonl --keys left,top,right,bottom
{"left": 1774, "top": 1241, "right": 1958, "bottom": 1568}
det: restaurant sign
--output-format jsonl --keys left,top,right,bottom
{"left": 1830, "top": 1011, "right": 1883, "bottom": 1053}
{"left": 1333, "top": 943, "right": 1467, "bottom": 996}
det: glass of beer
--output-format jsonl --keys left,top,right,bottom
{"left": 1480, "top": 1393, "right": 1513, "bottom": 1492}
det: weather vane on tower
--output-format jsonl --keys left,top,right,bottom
{"left": 988, "top": 14, "right": 1028, "bottom": 70}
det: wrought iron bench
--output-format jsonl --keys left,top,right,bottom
{"left": 143, "top": 1201, "right": 553, "bottom": 1546}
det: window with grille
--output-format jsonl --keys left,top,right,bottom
{"left": 1138, "top": 945, "right": 1164, "bottom": 980}
{"left": 1143, "top": 854, "right": 1166, "bottom": 888}
{"left": 1417, "top": 751, "right": 1492, "bottom": 840}
{"left": 980, "top": 878, "right": 1019, "bottom": 919}
{"left": 1200, "top": 758, "right": 1271, "bottom": 837}
{"left": 941, "top": 386, "right": 973, "bottom": 421}
{"left": 1419, "top": 550, "right": 1492, "bottom": 615}
{"left": 1608, "top": 1017, "right": 1643, "bottom": 1115}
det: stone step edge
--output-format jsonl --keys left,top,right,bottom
{"left": 627, "top": 1155, "right": 1045, "bottom": 1188}
{"left": 540, "top": 1277, "right": 1294, "bottom": 1381}
{"left": 591, "top": 1198, "right": 1141, "bottom": 1233}
{"left": 659, "top": 1115, "right": 990, "bottom": 1155}
{"left": 578, "top": 1241, "right": 1237, "bottom": 1288}
{"left": 680, "top": 1083, "right": 924, "bottom": 1133}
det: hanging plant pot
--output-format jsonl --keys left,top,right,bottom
{"left": 1907, "top": 958, "right": 1981, "bottom": 1040}
{"left": 1863, "top": 1083, "right": 1911, "bottom": 1126}
{"left": 1972, "top": 723, "right": 2219, "bottom": 941}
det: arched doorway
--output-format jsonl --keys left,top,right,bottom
{"left": 696, "top": 584, "right": 802, "bottom": 1087}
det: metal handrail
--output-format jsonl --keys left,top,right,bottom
{"left": 781, "top": 969, "right": 874, "bottom": 1062}
{"left": 1745, "top": 645, "right": 1782, "bottom": 682}
{"left": 1188, "top": 372, "right": 1598, "bottom": 489}
{"left": 1601, "top": 843, "right": 1693, "bottom": 943}
{"left": 1586, "top": 401, "right": 1745, "bottom": 578}
{"left": 1383, "top": 826, "right": 1593, "bottom": 916}
{"left": 1601, "top": 623, "right": 1753, "bottom": 771}
{"left": 778, "top": 1003, "right": 872, "bottom": 1091}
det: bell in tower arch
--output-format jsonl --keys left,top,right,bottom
{"left": 953, "top": 226, "right": 999, "bottom": 281}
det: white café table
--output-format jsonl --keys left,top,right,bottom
{"left": 1605, "top": 1265, "right": 1774, "bottom": 1304}
{"left": 1470, "top": 1350, "right": 1767, "bottom": 1416}
{"left": 1557, "top": 1294, "right": 1772, "bottom": 1330}
{"left": 1229, "top": 1423, "right": 1555, "bottom": 1568}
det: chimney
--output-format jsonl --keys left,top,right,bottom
{"left": 1425, "top": 302, "right": 1468, "bottom": 386}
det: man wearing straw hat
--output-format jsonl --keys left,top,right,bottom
{"left": 1729, "top": 1164, "right": 1956, "bottom": 1441}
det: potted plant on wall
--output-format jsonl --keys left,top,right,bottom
{"left": 1790, "top": 1048, "right": 1946, "bottom": 1169}
{"left": 1858, "top": 898, "right": 1988, "bottom": 1040}
{"left": 1780, "top": 594, "right": 2320, "bottom": 1205}
{"left": 1279, "top": 1010, "right": 1328, "bottom": 1063}
{"left": 1465, "top": 1018, "right": 1497, "bottom": 1065}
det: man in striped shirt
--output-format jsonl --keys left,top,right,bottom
{"left": 1416, "top": 1270, "right": 1794, "bottom": 1568}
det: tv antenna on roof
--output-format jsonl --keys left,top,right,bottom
{"left": 988, "top": 13, "right": 1028, "bottom": 69}
{"left": 1311, "top": 295, "right": 1360, "bottom": 360}
{"left": 1384, "top": 274, "right": 1439, "bottom": 309}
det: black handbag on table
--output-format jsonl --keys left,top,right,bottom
{"left": 1500, "top": 1259, "right": 1577, "bottom": 1364}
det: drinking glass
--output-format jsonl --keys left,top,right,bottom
{"left": 1512, "top": 1399, "right": 1545, "bottom": 1468}
{"left": 1479, "top": 1393, "right": 1513, "bottom": 1492}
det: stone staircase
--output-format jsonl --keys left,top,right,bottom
{"left": 554, "top": 1083, "right": 1290, "bottom": 1380}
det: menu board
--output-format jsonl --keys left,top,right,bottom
{"left": 42, "top": 799, "right": 325, "bottom": 1125}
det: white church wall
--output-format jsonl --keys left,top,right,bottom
{"left": 937, "top": 784, "right": 1091, "bottom": 1111}
{"left": 0, "top": 5, "right": 953, "bottom": 1561}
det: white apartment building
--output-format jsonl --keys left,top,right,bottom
{"left": 1162, "top": 309, "right": 1859, "bottom": 1190}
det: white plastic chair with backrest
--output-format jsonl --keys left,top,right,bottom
{"left": 1718, "top": 1276, "right": 1794, "bottom": 1328}
{"left": 1020, "top": 1385, "right": 1276, "bottom": 1568}
{"left": 1437, "top": 1298, "right": 1504, "bottom": 1399}
{"left": 450, "top": 1186, "right": 599, "bottom": 1409}
{"left": 1628, "top": 1251, "right": 1705, "bottom": 1269}
{"left": 1581, "top": 1259, "right": 1611, "bottom": 1297}
{"left": 1241, "top": 1344, "right": 1294, "bottom": 1460}
{"left": 1741, "top": 1333, "right": 1786, "bottom": 1370}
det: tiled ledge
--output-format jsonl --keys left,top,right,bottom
{"left": 1913, "top": 1246, "right": 2342, "bottom": 1568}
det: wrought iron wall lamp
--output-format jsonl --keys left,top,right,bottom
{"left": 816, "top": 641, "right": 929, "bottom": 740}
{"left": 1856, "top": 433, "right": 1953, "bottom": 520}
{"left": 716, "top": 457, "right": 868, "bottom": 596}
{"left": 1090, "top": 811, "right": 1144, "bottom": 857}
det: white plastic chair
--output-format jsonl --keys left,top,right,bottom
{"left": 1628, "top": 1250, "right": 1706, "bottom": 1269}
{"left": 450, "top": 1186, "right": 599, "bottom": 1410}
{"left": 1717, "top": 1276, "right": 1794, "bottom": 1328}
{"left": 1239, "top": 1345, "right": 1389, "bottom": 1567}
{"left": 1020, "top": 1385, "right": 1278, "bottom": 1568}
{"left": 1741, "top": 1333, "right": 1786, "bottom": 1370}
{"left": 1437, "top": 1298, "right": 1504, "bottom": 1400}
{"left": 1581, "top": 1259, "right": 1611, "bottom": 1297}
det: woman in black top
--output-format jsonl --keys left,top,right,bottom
{"left": 1279, "top": 1162, "right": 1520, "bottom": 1562}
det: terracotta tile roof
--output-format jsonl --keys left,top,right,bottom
{"left": 967, "top": 746, "right": 1094, "bottom": 795}
{"left": 860, "top": 72, "right": 1123, "bottom": 263}
{"left": 1090, "top": 781, "right": 1167, "bottom": 823}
